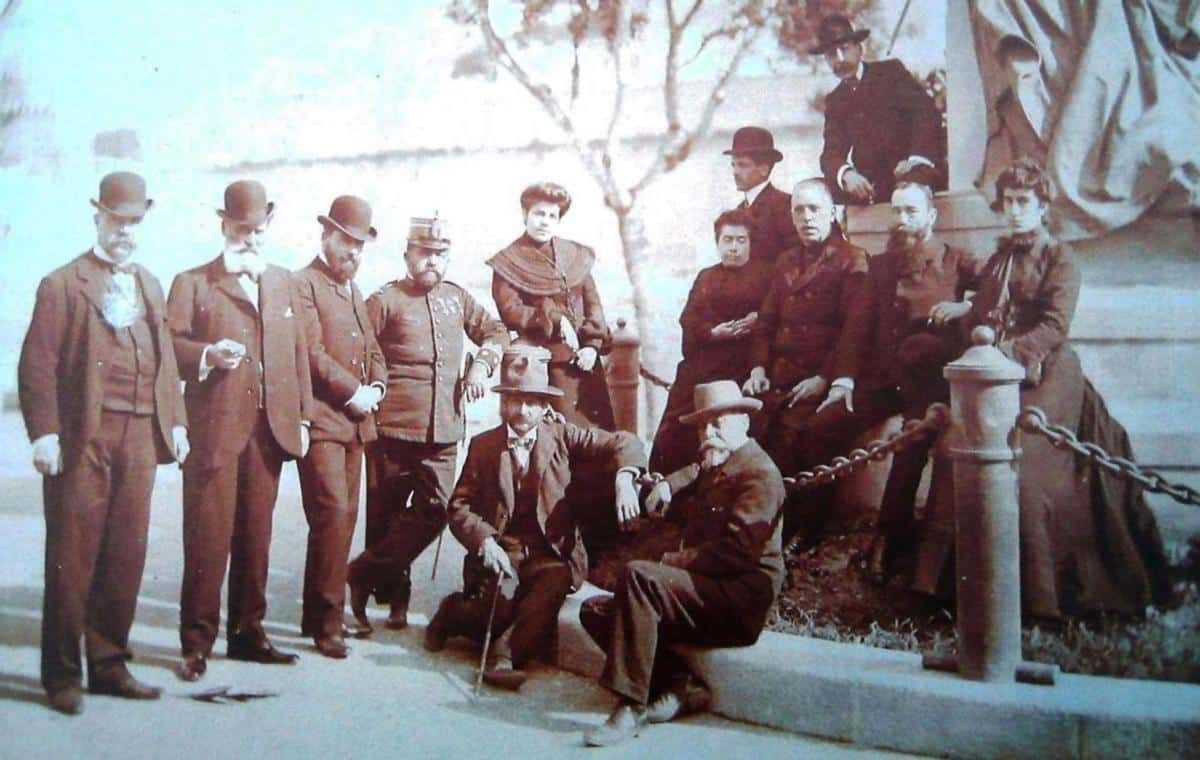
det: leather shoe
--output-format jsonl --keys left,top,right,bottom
{"left": 227, "top": 637, "right": 299, "bottom": 665}
{"left": 314, "top": 634, "right": 349, "bottom": 659}
{"left": 646, "top": 675, "right": 711, "bottom": 723}
{"left": 344, "top": 619, "right": 373, "bottom": 640}
{"left": 584, "top": 701, "right": 647, "bottom": 747}
{"left": 90, "top": 673, "right": 162, "bottom": 700}
{"left": 385, "top": 601, "right": 408, "bottom": 631}
{"left": 47, "top": 686, "right": 84, "bottom": 715}
{"left": 482, "top": 657, "right": 527, "bottom": 691}
{"left": 178, "top": 652, "right": 207, "bottom": 682}
{"left": 424, "top": 596, "right": 454, "bottom": 652}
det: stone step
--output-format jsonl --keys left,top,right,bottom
{"left": 1074, "top": 342, "right": 1200, "bottom": 403}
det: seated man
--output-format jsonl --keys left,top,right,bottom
{"left": 797, "top": 181, "right": 981, "bottom": 578}
{"left": 424, "top": 346, "right": 645, "bottom": 691}
{"left": 650, "top": 207, "right": 772, "bottom": 475}
{"left": 742, "top": 178, "right": 870, "bottom": 542}
{"left": 582, "top": 380, "right": 786, "bottom": 748}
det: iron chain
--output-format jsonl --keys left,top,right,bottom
{"left": 784, "top": 403, "right": 950, "bottom": 492}
{"left": 1016, "top": 407, "right": 1200, "bottom": 506}
{"left": 638, "top": 366, "right": 674, "bottom": 390}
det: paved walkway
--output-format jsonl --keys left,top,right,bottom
{"left": 0, "top": 413, "right": 923, "bottom": 759}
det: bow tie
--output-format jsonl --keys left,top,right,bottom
{"left": 1001, "top": 232, "right": 1039, "bottom": 255}
{"left": 507, "top": 436, "right": 534, "bottom": 451}
{"left": 109, "top": 260, "right": 135, "bottom": 275}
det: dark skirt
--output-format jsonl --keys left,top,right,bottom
{"left": 918, "top": 344, "right": 1172, "bottom": 618}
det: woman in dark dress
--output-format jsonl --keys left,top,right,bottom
{"left": 486, "top": 182, "right": 615, "bottom": 429}
{"left": 924, "top": 158, "right": 1171, "bottom": 619}
{"left": 649, "top": 208, "right": 771, "bottom": 474}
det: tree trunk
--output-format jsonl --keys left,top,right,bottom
{"left": 614, "top": 207, "right": 666, "bottom": 439}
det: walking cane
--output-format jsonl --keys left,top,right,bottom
{"left": 430, "top": 531, "right": 444, "bottom": 581}
{"left": 474, "top": 571, "right": 505, "bottom": 699}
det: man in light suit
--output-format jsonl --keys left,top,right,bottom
{"left": 424, "top": 346, "right": 645, "bottom": 691}
{"left": 294, "top": 196, "right": 387, "bottom": 658}
{"left": 19, "top": 172, "right": 189, "bottom": 714}
{"left": 167, "top": 179, "right": 314, "bottom": 681}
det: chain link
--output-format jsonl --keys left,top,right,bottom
{"left": 638, "top": 366, "right": 674, "bottom": 390}
{"left": 783, "top": 403, "right": 950, "bottom": 492}
{"left": 1016, "top": 407, "right": 1200, "bottom": 506}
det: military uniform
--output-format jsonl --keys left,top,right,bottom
{"left": 349, "top": 278, "right": 507, "bottom": 609}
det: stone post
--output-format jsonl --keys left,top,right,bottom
{"left": 607, "top": 318, "right": 641, "bottom": 436}
{"left": 922, "top": 326, "right": 1055, "bottom": 685}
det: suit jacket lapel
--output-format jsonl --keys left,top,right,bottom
{"left": 75, "top": 252, "right": 112, "bottom": 314}
{"left": 529, "top": 423, "right": 554, "bottom": 529}
{"left": 493, "top": 429, "right": 516, "bottom": 522}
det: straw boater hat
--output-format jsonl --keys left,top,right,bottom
{"left": 492, "top": 345, "right": 564, "bottom": 398}
{"left": 217, "top": 179, "right": 274, "bottom": 226}
{"left": 679, "top": 380, "right": 762, "bottom": 425}
{"left": 318, "top": 195, "right": 378, "bottom": 242}
{"left": 91, "top": 171, "right": 153, "bottom": 219}
{"left": 809, "top": 13, "right": 870, "bottom": 55}
{"left": 722, "top": 126, "right": 783, "bottom": 164}
{"left": 407, "top": 213, "right": 451, "bottom": 251}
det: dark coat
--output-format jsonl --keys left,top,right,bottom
{"left": 650, "top": 259, "right": 772, "bottom": 474}
{"left": 750, "top": 237, "right": 871, "bottom": 386}
{"left": 820, "top": 59, "right": 943, "bottom": 204}
{"left": 447, "top": 418, "right": 646, "bottom": 590}
{"left": 857, "top": 237, "right": 983, "bottom": 391}
{"left": 488, "top": 235, "right": 615, "bottom": 429}
{"left": 923, "top": 233, "right": 1172, "bottom": 617}
{"left": 167, "top": 257, "right": 314, "bottom": 468}
{"left": 368, "top": 278, "right": 508, "bottom": 444}
{"left": 661, "top": 438, "right": 786, "bottom": 596}
{"left": 294, "top": 257, "right": 386, "bottom": 445}
{"left": 18, "top": 252, "right": 187, "bottom": 467}
{"left": 744, "top": 183, "right": 801, "bottom": 265}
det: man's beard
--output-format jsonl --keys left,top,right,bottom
{"left": 698, "top": 438, "right": 732, "bottom": 471}
{"left": 330, "top": 258, "right": 359, "bottom": 284}
{"left": 411, "top": 269, "right": 443, "bottom": 290}
{"left": 887, "top": 227, "right": 925, "bottom": 253}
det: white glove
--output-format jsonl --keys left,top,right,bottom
{"left": 32, "top": 433, "right": 62, "bottom": 476}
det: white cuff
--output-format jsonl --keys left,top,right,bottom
{"left": 198, "top": 346, "right": 214, "bottom": 382}
{"left": 32, "top": 433, "right": 59, "bottom": 448}
{"left": 836, "top": 163, "right": 855, "bottom": 190}
{"left": 905, "top": 155, "right": 935, "bottom": 169}
{"left": 832, "top": 377, "right": 856, "bottom": 391}
{"left": 615, "top": 466, "right": 641, "bottom": 481}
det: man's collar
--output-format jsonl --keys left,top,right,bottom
{"left": 855, "top": 61, "right": 866, "bottom": 82}
{"left": 506, "top": 425, "right": 538, "bottom": 445}
{"left": 743, "top": 179, "right": 770, "bottom": 206}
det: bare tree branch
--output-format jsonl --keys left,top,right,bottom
{"left": 630, "top": 1, "right": 768, "bottom": 199}
{"left": 600, "top": 2, "right": 628, "bottom": 188}
{"left": 474, "top": 0, "right": 622, "bottom": 209}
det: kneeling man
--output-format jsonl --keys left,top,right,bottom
{"left": 583, "top": 380, "right": 785, "bottom": 747}
{"left": 425, "top": 346, "right": 645, "bottom": 690}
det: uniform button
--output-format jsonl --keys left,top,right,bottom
{"left": 351, "top": 358, "right": 359, "bottom": 366}
{"left": 351, "top": 331, "right": 358, "bottom": 337}
{"left": 96, "top": 360, "right": 104, "bottom": 366}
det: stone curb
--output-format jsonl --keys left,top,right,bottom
{"left": 557, "top": 584, "right": 1200, "bottom": 759}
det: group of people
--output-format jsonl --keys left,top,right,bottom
{"left": 16, "top": 12, "right": 1173, "bottom": 750}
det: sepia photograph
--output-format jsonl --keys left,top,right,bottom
{"left": 0, "top": 1, "right": 1197, "bottom": 757}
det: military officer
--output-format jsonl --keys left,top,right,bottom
{"left": 347, "top": 215, "right": 509, "bottom": 634}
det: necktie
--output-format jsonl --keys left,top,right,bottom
{"left": 508, "top": 436, "right": 533, "bottom": 477}
{"left": 738, "top": 197, "right": 750, "bottom": 210}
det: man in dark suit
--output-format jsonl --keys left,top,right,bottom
{"left": 347, "top": 215, "right": 509, "bottom": 634}
{"left": 167, "top": 179, "right": 314, "bottom": 681}
{"left": 19, "top": 172, "right": 189, "bottom": 714}
{"left": 424, "top": 346, "right": 645, "bottom": 691}
{"left": 723, "top": 126, "right": 800, "bottom": 264}
{"left": 742, "top": 178, "right": 870, "bottom": 542}
{"left": 582, "top": 380, "right": 785, "bottom": 747}
{"left": 293, "top": 196, "right": 387, "bottom": 658}
{"left": 814, "top": 14, "right": 943, "bottom": 205}
{"left": 799, "top": 181, "right": 981, "bottom": 582}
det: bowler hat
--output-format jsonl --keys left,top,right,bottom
{"left": 810, "top": 14, "right": 870, "bottom": 55}
{"left": 492, "top": 345, "right": 564, "bottom": 398}
{"left": 90, "top": 171, "right": 153, "bottom": 219}
{"left": 678, "top": 380, "right": 762, "bottom": 425}
{"left": 318, "top": 195, "right": 378, "bottom": 242}
{"left": 217, "top": 179, "right": 274, "bottom": 226}
{"left": 407, "top": 213, "right": 451, "bottom": 251}
{"left": 722, "top": 126, "right": 783, "bottom": 164}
